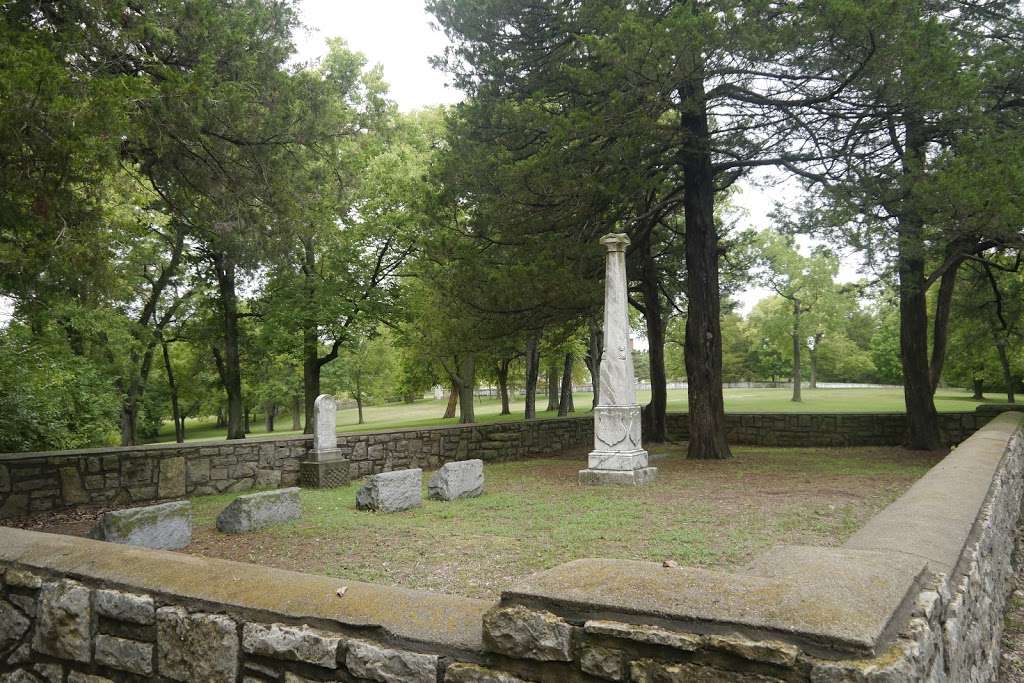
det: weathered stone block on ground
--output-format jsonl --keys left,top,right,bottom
{"left": 216, "top": 487, "right": 300, "bottom": 533}
{"left": 356, "top": 468, "right": 422, "bottom": 512}
{"left": 90, "top": 500, "right": 191, "bottom": 549}
{"left": 428, "top": 459, "right": 483, "bottom": 501}
{"left": 32, "top": 581, "right": 92, "bottom": 663}
{"left": 156, "top": 607, "right": 238, "bottom": 683}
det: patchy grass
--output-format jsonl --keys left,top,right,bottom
{"left": 148, "top": 386, "right": 996, "bottom": 445}
{"left": 173, "top": 444, "right": 940, "bottom": 599}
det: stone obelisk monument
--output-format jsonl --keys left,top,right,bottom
{"left": 299, "top": 394, "right": 351, "bottom": 488}
{"left": 579, "top": 233, "right": 657, "bottom": 486}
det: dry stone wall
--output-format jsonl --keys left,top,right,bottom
{"left": 0, "top": 418, "right": 593, "bottom": 519}
{"left": 664, "top": 411, "right": 988, "bottom": 447}
{"left": 0, "top": 409, "right": 995, "bottom": 520}
{"left": 0, "top": 413, "right": 1022, "bottom": 682}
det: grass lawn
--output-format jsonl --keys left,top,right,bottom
{"left": 149, "top": 386, "right": 996, "bottom": 445}
{"left": 171, "top": 444, "right": 939, "bottom": 599}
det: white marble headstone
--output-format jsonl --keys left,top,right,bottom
{"left": 313, "top": 394, "right": 338, "bottom": 452}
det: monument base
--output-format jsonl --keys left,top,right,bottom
{"left": 587, "top": 448, "right": 648, "bottom": 470}
{"left": 299, "top": 449, "right": 350, "bottom": 489}
{"left": 578, "top": 467, "right": 657, "bottom": 486}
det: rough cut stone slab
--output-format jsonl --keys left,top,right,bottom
{"left": 630, "top": 659, "right": 761, "bottom": 682}
{"left": 32, "top": 663, "right": 62, "bottom": 683}
{"left": 241, "top": 622, "right": 342, "bottom": 668}
{"left": 156, "top": 606, "right": 238, "bottom": 683}
{"left": 32, "top": 580, "right": 92, "bottom": 663}
{"left": 706, "top": 634, "right": 799, "bottom": 666}
{"left": 579, "top": 467, "right": 657, "bottom": 486}
{"left": 158, "top": 457, "right": 186, "bottom": 498}
{"left": 66, "top": 673, "right": 114, "bottom": 683}
{"left": 428, "top": 460, "right": 484, "bottom": 501}
{"left": 91, "top": 500, "right": 191, "bottom": 550}
{"left": 4, "top": 569, "right": 42, "bottom": 589}
{"left": 94, "top": 589, "right": 154, "bottom": 625}
{"left": 580, "top": 645, "right": 628, "bottom": 681}
{"left": 583, "top": 620, "right": 702, "bottom": 651}
{"left": 344, "top": 639, "right": 438, "bottom": 683}
{"left": 482, "top": 606, "right": 573, "bottom": 662}
{"left": 444, "top": 663, "right": 529, "bottom": 683}
{"left": 356, "top": 469, "right": 422, "bottom": 513}
{"left": 0, "top": 598, "right": 30, "bottom": 652}
{"left": 216, "top": 487, "right": 300, "bottom": 533}
{"left": 94, "top": 634, "right": 153, "bottom": 675}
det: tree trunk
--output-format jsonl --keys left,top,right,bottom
{"left": 264, "top": 403, "right": 275, "bottom": 432}
{"left": 640, "top": 241, "right": 668, "bottom": 441}
{"left": 584, "top": 321, "right": 602, "bottom": 410}
{"left": 680, "top": 78, "right": 731, "bottom": 459}
{"left": 928, "top": 243, "right": 965, "bottom": 394}
{"left": 791, "top": 300, "right": 802, "bottom": 403}
{"left": 161, "top": 338, "right": 184, "bottom": 444}
{"left": 243, "top": 407, "right": 251, "bottom": 434}
{"left": 809, "top": 343, "right": 819, "bottom": 390}
{"left": 497, "top": 359, "right": 511, "bottom": 415}
{"left": 972, "top": 378, "right": 984, "bottom": 400}
{"left": 291, "top": 395, "right": 302, "bottom": 430}
{"left": 356, "top": 373, "right": 365, "bottom": 423}
{"left": 443, "top": 383, "right": 458, "bottom": 418}
{"left": 456, "top": 355, "right": 476, "bottom": 424}
{"left": 216, "top": 407, "right": 226, "bottom": 428}
{"left": 119, "top": 230, "right": 185, "bottom": 446}
{"left": 996, "top": 341, "right": 1015, "bottom": 404}
{"left": 302, "top": 326, "right": 321, "bottom": 434}
{"left": 211, "top": 250, "right": 245, "bottom": 440}
{"left": 558, "top": 353, "right": 574, "bottom": 417}
{"left": 302, "top": 237, "right": 321, "bottom": 434}
{"left": 546, "top": 362, "right": 560, "bottom": 412}
{"left": 524, "top": 335, "right": 541, "bottom": 419}
{"left": 120, "top": 390, "right": 138, "bottom": 447}
{"left": 898, "top": 119, "right": 942, "bottom": 450}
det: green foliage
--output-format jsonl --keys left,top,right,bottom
{"left": 0, "top": 326, "right": 119, "bottom": 451}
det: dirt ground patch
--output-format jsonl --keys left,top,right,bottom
{"left": 4, "top": 444, "right": 942, "bottom": 600}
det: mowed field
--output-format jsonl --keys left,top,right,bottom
{"left": 150, "top": 386, "right": 995, "bottom": 444}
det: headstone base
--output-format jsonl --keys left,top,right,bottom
{"left": 578, "top": 467, "right": 657, "bottom": 486}
{"left": 299, "top": 451, "right": 350, "bottom": 489}
{"left": 587, "top": 449, "right": 648, "bottom": 470}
